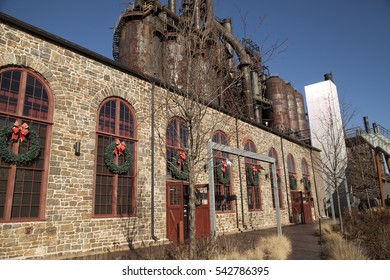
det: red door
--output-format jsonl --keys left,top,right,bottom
{"left": 195, "top": 185, "right": 210, "bottom": 239}
{"left": 166, "top": 182, "right": 184, "bottom": 242}
{"left": 291, "top": 190, "right": 312, "bottom": 224}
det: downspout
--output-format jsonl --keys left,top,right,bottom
{"left": 236, "top": 118, "right": 246, "bottom": 229}
{"left": 151, "top": 83, "right": 158, "bottom": 241}
{"left": 280, "top": 136, "right": 291, "bottom": 222}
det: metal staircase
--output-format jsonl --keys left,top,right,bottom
{"left": 358, "top": 124, "right": 390, "bottom": 156}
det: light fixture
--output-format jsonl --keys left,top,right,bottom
{"left": 74, "top": 140, "right": 81, "bottom": 156}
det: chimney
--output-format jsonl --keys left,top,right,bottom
{"left": 324, "top": 73, "right": 333, "bottom": 81}
{"left": 168, "top": 0, "right": 176, "bottom": 14}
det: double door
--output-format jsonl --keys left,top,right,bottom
{"left": 166, "top": 182, "right": 210, "bottom": 243}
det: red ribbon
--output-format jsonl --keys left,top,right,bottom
{"left": 252, "top": 165, "right": 257, "bottom": 176}
{"left": 276, "top": 171, "right": 280, "bottom": 179}
{"left": 11, "top": 121, "right": 29, "bottom": 142}
{"left": 177, "top": 151, "right": 186, "bottom": 164}
{"left": 221, "top": 162, "right": 227, "bottom": 173}
{"left": 113, "top": 139, "right": 126, "bottom": 156}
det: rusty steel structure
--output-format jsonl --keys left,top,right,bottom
{"left": 112, "top": 0, "right": 307, "bottom": 137}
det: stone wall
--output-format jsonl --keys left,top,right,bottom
{"left": 0, "top": 18, "right": 322, "bottom": 259}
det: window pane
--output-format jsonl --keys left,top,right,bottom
{"left": 94, "top": 175, "right": 113, "bottom": 215}
{"left": 98, "top": 100, "right": 116, "bottom": 134}
{"left": 11, "top": 169, "right": 41, "bottom": 219}
{"left": 119, "top": 102, "right": 134, "bottom": 137}
{"left": 23, "top": 74, "right": 49, "bottom": 120}
{"left": 0, "top": 70, "right": 20, "bottom": 114}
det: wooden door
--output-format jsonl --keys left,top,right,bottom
{"left": 166, "top": 182, "right": 184, "bottom": 242}
{"left": 195, "top": 185, "right": 210, "bottom": 239}
{"left": 291, "top": 190, "right": 302, "bottom": 224}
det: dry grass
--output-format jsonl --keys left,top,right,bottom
{"left": 212, "top": 234, "right": 291, "bottom": 260}
{"left": 314, "top": 220, "right": 335, "bottom": 236}
{"left": 255, "top": 235, "right": 292, "bottom": 260}
{"left": 321, "top": 232, "right": 370, "bottom": 260}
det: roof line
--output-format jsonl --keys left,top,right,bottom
{"left": 0, "top": 12, "right": 320, "bottom": 152}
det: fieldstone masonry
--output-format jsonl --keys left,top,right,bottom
{"left": 0, "top": 16, "right": 322, "bottom": 259}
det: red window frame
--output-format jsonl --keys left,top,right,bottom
{"left": 244, "top": 140, "right": 262, "bottom": 211}
{"left": 268, "top": 147, "right": 283, "bottom": 209}
{"left": 212, "top": 130, "right": 233, "bottom": 212}
{"left": 94, "top": 98, "right": 137, "bottom": 217}
{"left": 287, "top": 153, "right": 297, "bottom": 190}
{"left": 166, "top": 117, "right": 188, "bottom": 180}
{"left": 0, "top": 67, "right": 53, "bottom": 222}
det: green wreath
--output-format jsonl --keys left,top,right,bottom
{"left": 303, "top": 177, "right": 311, "bottom": 191}
{"left": 0, "top": 125, "right": 41, "bottom": 165}
{"left": 170, "top": 151, "right": 188, "bottom": 181}
{"left": 216, "top": 161, "right": 230, "bottom": 185}
{"left": 289, "top": 174, "right": 297, "bottom": 190}
{"left": 104, "top": 141, "right": 132, "bottom": 174}
{"left": 246, "top": 166, "right": 259, "bottom": 186}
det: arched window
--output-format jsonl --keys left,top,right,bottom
{"left": 301, "top": 158, "right": 311, "bottom": 193}
{"left": 166, "top": 117, "right": 188, "bottom": 180}
{"left": 244, "top": 140, "right": 261, "bottom": 211}
{"left": 287, "top": 154, "right": 297, "bottom": 190}
{"left": 0, "top": 67, "right": 53, "bottom": 221}
{"left": 212, "top": 131, "right": 232, "bottom": 212}
{"left": 94, "top": 98, "right": 136, "bottom": 216}
{"left": 268, "top": 147, "right": 283, "bottom": 208}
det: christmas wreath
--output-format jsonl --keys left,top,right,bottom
{"left": 104, "top": 139, "right": 132, "bottom": 174}
{"left": 170, "top": 151, "right": 188, "bottom": 181}
{"left": 303, "top": 176, "right": 311, "bottom": 191}
{"left": 216, "top": 161, "right": 230, "bottom": 185}
{"left": 289, "top": 174, "right": 297, "bottom": 190}
{"left": 0, "top": 122, "right": 41, "bottom": 165}
{"left": 246, "top": 165, "right": 259, "bottom": 186}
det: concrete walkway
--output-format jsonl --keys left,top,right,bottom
{"left": 222, "top": 221, "right": 323, "bottom": 260}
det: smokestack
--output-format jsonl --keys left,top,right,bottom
{"left": 324, "top": 73, "right": 333, "bottom": 81}
{"left": 168, "top": 0, "right": 176, "bottom": 14}
{"left": 363, "top": 116, "right": 371, "bottom": 134}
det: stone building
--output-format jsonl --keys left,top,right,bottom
{"left": 0, "top": 3, "right": 324, "bottom": 259}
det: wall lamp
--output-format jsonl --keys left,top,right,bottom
{"left": 74, "top": 140, "right": 81, "bottom": 156}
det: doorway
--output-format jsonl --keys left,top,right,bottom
{"left": 166, "top": 182, "right": 210, "bottom": 243}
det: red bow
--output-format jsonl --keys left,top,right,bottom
{"left": 221, "top": 162, "right": 227, "bottom": 173}
{"left": 113, "top": 139, "right": 126, "bottom": 156}
{"left": 252, "top": 165, "right": 257, "bottom": 176}
{"left": 177, "top": 151, "right": 186, "bottom": 164}
{"left": 11, "top": 121, "right": 29, "bottom": 142}
{"left": 276, "top": 171, "right": 280, "bottom": 179}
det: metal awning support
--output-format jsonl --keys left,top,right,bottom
{"left": 207, "top": 141, "right": 282, "bottom": 237}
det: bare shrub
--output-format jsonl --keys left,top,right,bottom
{"left": 343, "top": 209, "right": 390, "bottom": 259}
{"left": 255, "top": 235, "right": 292, "bottom": 260}
{"left": 314, "top": 220, "right": 335, "bottom": 236}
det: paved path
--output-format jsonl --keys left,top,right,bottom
{"left": 76, "top": 221, "right": 325, "bottom": 260}
{"left": 223, "top": 222, "right": 323, "bottom": 260}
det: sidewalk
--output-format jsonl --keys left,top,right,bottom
{"left": 222, "top": 221, "right": 323, "bottom": 260}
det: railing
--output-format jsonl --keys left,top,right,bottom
{"left": 344, "top": 124, "right": 390, "bottom": 142}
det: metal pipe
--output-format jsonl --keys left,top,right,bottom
{"left": 168, "top": 0, "right": 176, "bottom": 14}
{"left": 363, "top": 116, "right": 371, "bottom": 134}
{"left": 251, "top": 71, "right": 261, "bottom": 123}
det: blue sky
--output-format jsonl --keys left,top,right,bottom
{"left": 1, "top": 0, "right": 389, "bottom": 130}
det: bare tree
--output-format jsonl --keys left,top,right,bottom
{"left": 154, "top": 0, "right": 248, "bottom": 259}
{"left": 308, "top": 90, "right": 355, "bottom": 233}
